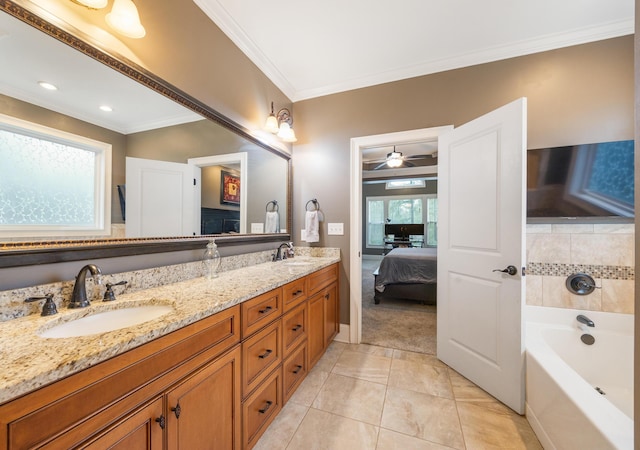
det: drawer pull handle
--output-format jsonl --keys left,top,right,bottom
{"left": 259, "top": 306, "right": 273, "bottom": 314}
{"left": 292, "top": 324, "right": 302, "bottom": 331}
{"left": 293, "top": 364, "right": 303, "bottom": 374}
{"left": 293, "top": 289, "right": 303, "bottom": 296}
{"left": 155, "top": 415, "right": 166, "bottom": 429}
{"left": 171, "top": 403, "right": 181, "bottom": 419}
{"left": 258, "top": 349, "right": 273, "bottom": 359}
{"left": 258, "top": 400, "right": 273, "bottom": 414}
{"left": 324, "top": 293, "right": 330, "bottom": 300}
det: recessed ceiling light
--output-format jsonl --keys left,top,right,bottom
{"left": 38, "top": 81, "right": 58, "bottom": 91}
{"left": 99, "top": 105, "right": 113, "bottom": 112}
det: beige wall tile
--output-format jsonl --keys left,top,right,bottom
{"left": 526, "top": 233, "right": 571, "bottom": 263}
{"left": 551, "top": 224, "right": 593, "bottom": 234}
{"left": 601, "top": 279, "right": 635, "bottom": 314}
{"left": 526, "top": 275, "right": 543, "bottom": 306}
{"left": 593, "top": 223, "right": 635, "bottom": 234}
{"left": 542, "top": 276, "right": 602, "bottom": 310}
{"left": 571, "top": 233, "right": 634, "bottom": 266}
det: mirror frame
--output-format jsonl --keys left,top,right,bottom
{"left": 0, "top": 0, "right": 292, "bottom": 268}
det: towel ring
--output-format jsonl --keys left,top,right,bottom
{"left": 266, "top": 200, "right": 279, "bottom": 212}
{"left": 305, "top": 199, "right": 319, "bottom": 211}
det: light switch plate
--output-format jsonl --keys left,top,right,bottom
{"left": 327, "top": 223, "right": 344, "bottom": 235}
{"left": 251, "top": 223, "right": 264, "bottom": 233}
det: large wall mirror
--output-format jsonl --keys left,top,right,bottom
{"left": 0, "top": 1, "right": 291, "bottom": 267}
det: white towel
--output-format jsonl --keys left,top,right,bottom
{"left": 305, "top": 210, "right": 320, "bottom": 243}
{"left": 265, "top": 211, "right": 279, "bottom": 233}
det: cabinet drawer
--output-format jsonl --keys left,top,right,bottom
{"left": 242, "top": 367, "right": 282, "bottom": 450}
{"left": 282, "top": 301, "right": 307, "bottom": 357}
{"left": 242, "top": 320, "right": 282, "bottom": 397}
{"left": 241, "top": 288, "right": 282, "bottom": 338}
{"left": 308, "top": 263, "right": 338, "bottom": 295}
{"left": 282, "top": 342, "right": 307, "bottom": 404}
{"left": 282, "top": 278, "right": 307, "bottom": 312}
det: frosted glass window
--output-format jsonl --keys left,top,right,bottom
{"left": 0, "top": 114, "right": 111, "bottom": 237}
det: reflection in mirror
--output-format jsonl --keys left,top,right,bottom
{"left": 0, "top": 5, "right": 289, "bottom": 246}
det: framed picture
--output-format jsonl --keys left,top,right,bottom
{"left": 220, "top": 170, "right": 241, "bottom": 205}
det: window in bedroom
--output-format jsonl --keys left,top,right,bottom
{"left": 366, "top": 194, "right": 437, "bottom": 248}
{"left": 0, "top": 113, "right": 112, "bottom": 238}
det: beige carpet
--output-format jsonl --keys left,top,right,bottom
{"left": 361, "top": 258, "right": 437, "bottom": 354}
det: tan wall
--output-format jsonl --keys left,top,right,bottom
{"left": 292, "top": 36, "right": 634, "bottom": 322}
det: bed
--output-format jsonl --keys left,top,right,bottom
{"left": 373, "top": 247, "right": 437, "bottom": 305}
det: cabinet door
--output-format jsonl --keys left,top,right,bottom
{"left": 80, "top": 397, "right": 163, "bottom": 450}
{"left": 307, "top": 292, "right": 325, "bottom": 369}
{"left": 166, "top": 346, "right": 241, "bottom": 450}
{"left": 324, "top": 282, "right": 339, "bottom": 348}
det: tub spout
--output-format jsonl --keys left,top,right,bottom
{"left": 576, "top": 314, "right": 594, "bottom": 327}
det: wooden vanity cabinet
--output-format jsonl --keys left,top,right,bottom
{"left": 0, "top": 305, "right": 241, "bottom": 450}
{"left": 0, "top": 263, "right": 339, "bottom": 450}
{"left": 307, "top": 264, "right": 339, "bottom": 369}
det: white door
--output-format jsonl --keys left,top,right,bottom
{"left": 437, "top": 98, "right": 527, "bottom": 414}
{"left": 125, "top": 157, "right": 198, "bottom": 237}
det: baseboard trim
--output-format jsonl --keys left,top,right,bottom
{"left": 334, "top": 323, "right": 350, "bottom": 343}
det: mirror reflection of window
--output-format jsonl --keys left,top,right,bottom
{"left": 0, "top": 114, "right": 111, "bottom": 237}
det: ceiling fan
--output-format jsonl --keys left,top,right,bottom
{"left": 369, "top": 147, "right": 435, "bottom": 170}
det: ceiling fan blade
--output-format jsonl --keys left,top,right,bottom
{"left": 403, "top": 161, "right": 415, "bottom": 167}
{"left": 373, "top": 161, "right": 388, "bottom": 170}
{"left": 404, "top": 154, "right": 435, "bottom": 160}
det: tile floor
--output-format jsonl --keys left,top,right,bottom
{"left": 254, "top": 342, "right": 542, "bottom": 450}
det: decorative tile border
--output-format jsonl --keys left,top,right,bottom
{"left": 527, "top": 262, "right": 634, "bottom": 280}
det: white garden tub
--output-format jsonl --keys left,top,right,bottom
{"left": 526, "top": 305, "right": 633, "bottom": 450}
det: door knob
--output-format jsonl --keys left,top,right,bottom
{"left": 493, "top": 265, "right": 517, "bottom": 276}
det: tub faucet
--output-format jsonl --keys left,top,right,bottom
{"left": 576, "top": 314, "right": 595, "bottom": 327}
{"left": 70, "top": 264, "right": 102, "bottom": 308}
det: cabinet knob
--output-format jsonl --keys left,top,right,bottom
{"left": 171, "top": 403, "right": 181, "bottom": 419}
{"left": 155, "top": 415, "right": 166, "bottom": 429}
{"left": 258, "top": 400, "right": 273, "bottom": 414}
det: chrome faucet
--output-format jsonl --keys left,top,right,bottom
{"left": 70, "top": 264, "right": 102, "bottom": 308}
{"left": 577, "top": 314, "right": 595, "bottom": 327}
{"left": 273, "top": 242, "right": 293, "bottom": 261}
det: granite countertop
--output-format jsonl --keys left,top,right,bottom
{"left": 0, "top": 256, "right": 339, "bottom": 404}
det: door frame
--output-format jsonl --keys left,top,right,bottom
{"left": 348, "top": 126, "right": 453, "bottom": 344}
{"left": 188, "top": 152, "right": 248, "bottom": 235}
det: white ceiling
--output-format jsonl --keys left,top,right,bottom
{"left": 194, "top": 0, "right": 634, "bottom": 102}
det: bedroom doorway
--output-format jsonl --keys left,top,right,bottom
{"left": 348, "top": 126, "right": 453, "bottom": 345}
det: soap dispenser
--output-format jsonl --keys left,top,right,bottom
{"left": 203, "top": 239, "right": 221, "bottom": 279}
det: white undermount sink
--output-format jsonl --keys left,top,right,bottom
{"left": 38, "top": 305, "right": 174, "bottom": 339}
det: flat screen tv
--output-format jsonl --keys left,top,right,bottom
{"left": 527, "top": 139, "right": 634, "bottom": 223}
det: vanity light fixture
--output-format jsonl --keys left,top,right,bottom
{"left": 105, "top": 0, "right": 146, "bottom": 38}
{"left": 72, "top": 0, "right": 108, "bottom": 8}
{"left": 69, "top": 0, "right": 146, "bottom": 39}
{"left": 264, "top": 102, "right": 297, "bottom": 142}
